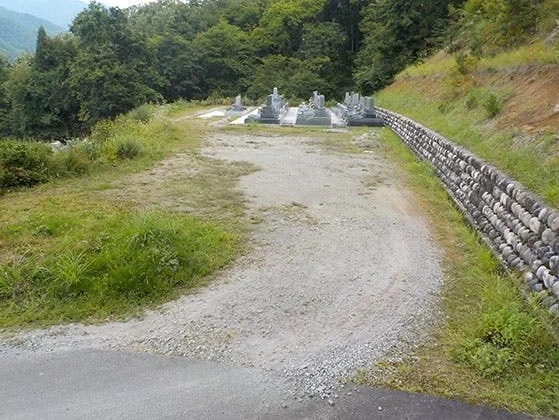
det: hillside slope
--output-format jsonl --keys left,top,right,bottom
{"left": 0, "top": 6, "right": 63, "bottom": 60}
{"left": 0, "top": 0, "right": 86, "bottom": 29}
{"left": 375, "top": 43, "right": 559, "bottom": 207}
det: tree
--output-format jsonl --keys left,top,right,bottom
{"left": 246, "top": 54, "right": 329, "bottom": 100}
{"left": 298, "top": 22, "right": 350, "bottom": 94}
{"left": 193, "top": 20, "right": 254, "bottom": 97}
{"left": 355, "top": 0, "right": 461, "bottom": 93}
{"left": 3, "top": 56, "right": 33, "bottom": 137}
{"left": 0, "top": 54, "right": 10, "bottom": 135}
{"left": 128, "top": 0, "right": 220, "bottom": 40}
{"left": 69, "top": 3, "right": 160, "bottom": 127}
{"left": 25, "top": 31, "right": 80, "bottom": 139}
{"left": 252, "top": 0, "right": 327, "bottom": 56}
{"left": 151, "top": 35, "right": 202, "bottom": 101}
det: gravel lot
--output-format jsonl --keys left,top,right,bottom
{"left": 0, "top": 129, "right": 444, "bottom": 401}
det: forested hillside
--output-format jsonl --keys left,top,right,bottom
{"left": 0, "top": 0, "right": 556, "bottom": 141}
{"left": 0, "top": 6, "right": 63, "bottom": 61}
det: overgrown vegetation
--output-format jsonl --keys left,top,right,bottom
{"left": 375, "top": 44, "right": 559, "bottom": 207}
{"left": 0, "top": 104, "right": 247, "bottom": 327}
{"left": 357, "top": 128, "right": 559, "bottom": 416}
{"left": 1, "top": 104, "right": 175, "bottom": 193}
{"left": 0, "top": 208, "right": 236, "bottom": 327}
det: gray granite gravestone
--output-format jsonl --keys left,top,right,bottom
{"left": 333, "top": 92, "right": 384, "bottom": 127}
{"left": 226, "top": 95, "right": 246, "bottom": 115}
{"left": 245, "top": 87, "right": 287, "bottom": 124}
{"left": 348, "top": 95, "right": 383, "bottom": 126}
{"left": 295, "top": 91, "right": 331, "bottom": 126}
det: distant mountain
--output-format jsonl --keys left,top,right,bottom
{"left": 0, "top": 6, "right": 63, "bottom": 61}
{"left": 0, "top": 0, "right": 87, "bottom": 29}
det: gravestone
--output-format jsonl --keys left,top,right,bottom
{"left": 226, "top": 95, "right": 246, "bottom": 115}
{"left": 295, "top": 91, "right": 331, "bottom": 126}
{"left": 232, "top": 95, "right": 244, "bottom": 111}
{"left": 333, "top": 92, "right": 384, "bottom": 127}
{"left": 245, "top": 87, "right": 287, "bottom": 124}
{"left": 344, "top": 92, "right": 351, "bottom": 107}
{"left": 348, "top": 95, "right": 383, "bottom": 126}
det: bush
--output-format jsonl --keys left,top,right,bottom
{"left": 58, "top": 149, "right": 91, "bottom": 175}
{"left": 128, "top": 104, "right": 154, "bottom": 124}
{"left": 115, "top": 136, "right": 142, "bottom": 160}
{"left": 455, "top": 53, "right": 479, "bottom": 75}
{"left": 90, "top": 119, "right": 117, "bottom": 144}
{"left": 483, "top": 93, "right": 503, "bottom": 118}
{"left": 0, "top": 140, "right": 54, "bottom": 190}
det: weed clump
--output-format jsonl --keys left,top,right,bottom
{"left": 450, "top": 275, "right": 553, "bottom": 378}
{"left": 0, "top": 212, "right": 237, "bottom": 325}
{"left": 113, "top": 136, "right": 143, "bottom": 160}
{"left": 0, "top": 141, "right": 53, "bottom": 189}
{"left": 483, "top": 93, "right": 503, "bottom": 118}
{"left": 128, "top": 104, "right": 154, "bottom": 123}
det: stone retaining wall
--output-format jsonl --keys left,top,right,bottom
{"left": 377, "top": 107, "right": 559, "bottom": 313}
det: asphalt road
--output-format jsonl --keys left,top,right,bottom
{"left": 0, "top": 349, "right": 534, "bottom": 420}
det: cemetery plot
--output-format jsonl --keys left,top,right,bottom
{"left": 200, "top": 89, "right": 385, "bottom": 128}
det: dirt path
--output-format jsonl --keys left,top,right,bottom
{"left": 1, "top": 129, "right": 443, "bottom": 400}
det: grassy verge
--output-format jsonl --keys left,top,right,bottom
{"left": 398, "top": 43, "right": 559, "bottom": 79}
{"left": 375, "top": 43, "right": 559, "bottom": 207}
{"left": 0, "top": 104, "right": 250, "bottom": 328}
{"left": 357, "top": 128, "right": 559, "bottom": 416}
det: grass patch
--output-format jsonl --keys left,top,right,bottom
{"left": 359, "top": 128, "right": 559, "bottom": 416}
{"left": 375, "top": 83, "right": 559, "bottom": 207}
{"left": 0, "top": 204, "right": 237, "bottom": 327}
{"left": 397, "top": 43, "right": 559, "bottom": 80}
{"left": 0, "top": 104, "right": 251, "bottom": 328}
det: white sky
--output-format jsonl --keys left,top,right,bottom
{"left": 100, "top": 0, "right": 158, "bottom": 8}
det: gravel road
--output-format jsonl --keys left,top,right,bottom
{"left": 1, "top": 129, "right": 444, "bottom": 407}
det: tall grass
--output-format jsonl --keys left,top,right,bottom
{"left": 0, "top": 204, "right": 237, "bottom": 327}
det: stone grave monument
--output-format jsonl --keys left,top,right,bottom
{"left": 295, "top": 91, "right": 332, "bottom": 126}
{"left": 245, "top": 87, "right": 287, "bottom": 124}
{"left": 335, "top": 92, "right": 384, "bottom": 127}
{"left": 226, "top": 95, "right": 246, "bottom": 115}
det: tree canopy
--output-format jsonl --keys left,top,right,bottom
{"left": 0, "top": 0, "right": 549, "bottom": 140}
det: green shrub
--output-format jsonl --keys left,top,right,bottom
{"left": 74, "top": 140, "right": 101, "bottom": 161}
{"left": 0, "top": 140, "right": 54, "bottom": 190}
{"left": 483, "top": 93, "right": 503, "bottom": 118}
{"left": 115, "top": 136, "right": 142, "bottom": 160}
{"left": 59, "top": 149, "right": 91, "bottom": 175}
{"left": 455, "top": 53, "right": 478, "bottom": 75}
{"left": 90, "top": 119, "right": 117, "bottom": 144}
{"left": 128, "top": 104, "right": 154, "bottom": 124}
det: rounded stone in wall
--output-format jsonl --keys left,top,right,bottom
{"left": 531, "top": 283, "right": 544, "bottom": 292}
{"left": 548, "top": 211, "right": 559, "bottom": 233}
{"left": 538, "top": 207, "right": 550, "bottom": 223}
{"left": 529, "top": 217, "right": 543, "bottom": 234}
{"left": 542, "top": 228, "right": 556, "bottom": 245}
{"left": 550, "top": 255, "right": 559, "bottom": 273}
